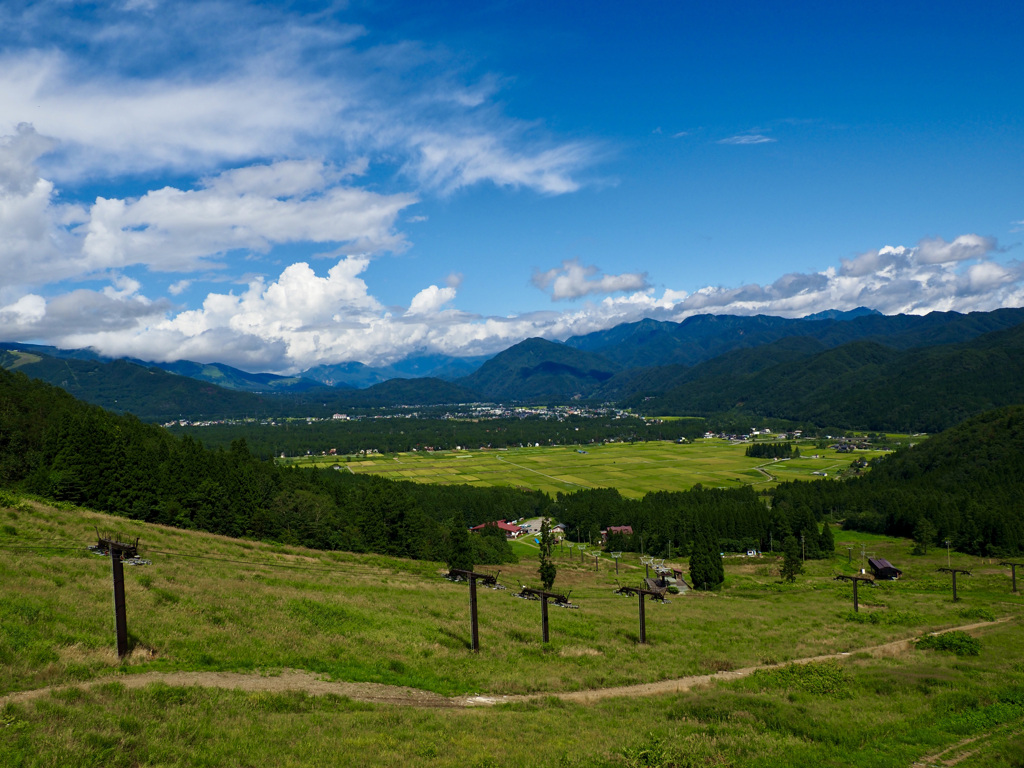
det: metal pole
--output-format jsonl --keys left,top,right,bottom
{"left": 638, "top": 592, "right": 647, "bottom": 644}
{"left": 852, "top": 578, "right": 859, "bottom": 613}
{"left": 110, "top": 549, "right": 128, "bottom": 658}
{"left": 469, "top": 576, "right": 480, "bottom": 651}
{"left": 952, "top": 571, "right": 958, "bottom": 602}
{"left": 541, "top": 596, "right": 549, "bottom": 643}
{"left": 615, "top": 558, "right": 619, "bottom": 575}
{"left": 594, "top": 555, "right": 599, "bottom": 572}
{"left": 1012, "top": 564, "right": 1018, "bottom": 593}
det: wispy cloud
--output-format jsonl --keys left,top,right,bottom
{"left": 718, "top": 133, "right": 776, "bottom": 145}
{"left": 0, "top": 2, "right": 598, "bottom": 194}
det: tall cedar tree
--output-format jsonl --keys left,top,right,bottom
{"left": 780, "top": 535, "right": 803, "bottom": 582}
{"left": 689, "top": 523, "right": 724, "bottom": 590}
{"left": 912, "top": 516, "right": 938, "bottom": 555}
{"left": 445, "top": 516, "right": 475, "bottom": 572}
{"left": 539, "top": 517, "right": 557, "bottom": 590}
{"left": 819, "top": 520, "right": 835, "bottom": 555}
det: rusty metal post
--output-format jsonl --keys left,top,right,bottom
{"left": 852, "top": 577, "right": 859, "bottom": 613}
{"left": 541, "top": 596, "right": 549, "bottom": 643}
{"left": 952, "top": 570, "right": 958, "bottom": 602}
{"left": 615, "top": 558, "right": 619, "bottom": 575}
{"left": 469, "top": 575, "right": 480, "bottom": 651}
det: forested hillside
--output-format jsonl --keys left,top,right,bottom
{"left": 0, "top": 367, "right": 526, "bottom": 565}
{"left": 771, "top": 406, "right": 1024, "bottom": 555}
{"left": 628, "top": 321, "right": 1024, "bottom": 432}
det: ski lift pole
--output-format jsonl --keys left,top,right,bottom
{"left": 999, "top": 561, "right": 1023, "bottom": 593}
{"left": 938, "top": 567, "right": 971, "bottom": 602}
{"left": 515, "top": 586, "right": 577, "bottom": 643}
{"left": 446, "top": 569, "right": 502, "bottom": 651}
{"left": 97, "top": 532, "right": 139, "bottom": 658}
{"left": 615, "top": 583, "right": 667, "bottom": 645}
{"left": 834, "top": 574, "right": 873, "bottom": 613}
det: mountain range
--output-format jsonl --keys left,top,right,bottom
{"left": 3, "top": 306, "right": 1024, "bottom": 430}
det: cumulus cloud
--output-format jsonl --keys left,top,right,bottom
{"left": 0, "top": 124, "right": 87, "bottom": 302}
{"left": 2, "top": 232, "right": 1022, "bottom": 372}
{"left": 80, "top": 159, "right": 416, "bottom": 273}
{"left": 532, "top": 259, "right": 650, "bottom": 301}
{"left": 915, "top": 234, "right": 997, "bottom": 264}
{"left": 406, "top": 284, "right": 456, "bottom": 316}
{"left": 0, "top": 132, "right": 416, "bottom": 299}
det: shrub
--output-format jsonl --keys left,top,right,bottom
{"left": 957, "top": 607, "right": 995, "bottom": 622}
{"left": 751, "top": 660, "right": 851, "bottom": 696}
{"left": 917, "top": 630, "right": 981, "bottom": 656}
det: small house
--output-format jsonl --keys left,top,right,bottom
{"left": 602, "top": 525, "right": 634, "bottom": 542}
{"left": 868, "top": 557, "right": 902, "bottom": 580}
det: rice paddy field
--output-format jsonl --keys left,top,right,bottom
{"left": 2, "top": 494, "right": 1023, "bottom": 768}
{"left": 287, "top": 439, "right": 892, "bottom": 497}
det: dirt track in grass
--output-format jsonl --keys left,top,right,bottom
{"left": 1, "top": 619, "right": 1009, "bottom": 710}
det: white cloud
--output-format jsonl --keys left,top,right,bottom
{"left": 406, "top": 284, "right": 456, "bottom": 316}
{"left": 0, "top": 132, "right": 416, "bottom": 298}
{"left": 915, "top": 234, "right": 996, "bottom": 264}
{"left": 79, "top": 159, "right": 416, "bottom": 273}
{"left": 168, "top": 280, "right": 191, "bottom": 296}
{"left": 0, "top": 124, "right": 87, "bottom": 302}
{"left": 0, "top": 4, "right": 597, "bottom": 194}
{"left": 532, "top": 258, "right": 650, "bottom": 300}
{"left": 2, "top": 232, "right": 1021, "bottom": 372}
{"left": 718, "top": 134, "right": 776, "bottom": 145}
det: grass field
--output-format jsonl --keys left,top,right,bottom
{"left": 3, "top": 494, "right": 1023, "bottom": 767}
{"left": 285, "top": 439, "right": 891, "bottom": 497}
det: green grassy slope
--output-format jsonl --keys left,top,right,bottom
{"left": 3, "top": 495, "right": 1023, "bottom": 767}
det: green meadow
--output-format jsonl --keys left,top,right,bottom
{"left": 288, "top": 439, "right": 890, "bottom": 498}
{"left": 3, "top": 494, "right": 1023, "bottom": 767}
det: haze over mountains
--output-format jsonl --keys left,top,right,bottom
{"left": 3, "top": 306, "right": 1024, "bottom": 431}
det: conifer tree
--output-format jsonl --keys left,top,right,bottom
{"left": 780, "top": 535, "right": 803, "bottom": 582}
{"left": 819, "top": 520, "right": 835, "bottom": 556}
{"left": 689, "top": 522, "right": 724, "bottom": 590}
{"left": 539, "top": 517, "right": 557, "bottom": 590}
{"left": 446, "top": 516, "right": 474, "bottom": 573}
{"left": 912, "top": 516, "right": 937, "bottom": 555}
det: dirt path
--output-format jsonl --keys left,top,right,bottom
{"left": 1, "top": 619, "right": 1009, "bottom": 711}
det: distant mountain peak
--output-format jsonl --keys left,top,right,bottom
{"left": 802, "top": 307, "right": 882, "bottom": 322}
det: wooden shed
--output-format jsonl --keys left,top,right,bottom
{"left": 868, "top": 557, "right": 902, "bottom": 580}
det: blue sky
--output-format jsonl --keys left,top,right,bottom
{"left": 1, "top": 0, "right": 1021, "bottom": 372}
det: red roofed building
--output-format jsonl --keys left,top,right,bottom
{"left": 602, "top": 525, "right": 634, "bottom": 541}
{"left": 470, "top": 520, "right": 525, "bottom": 539}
